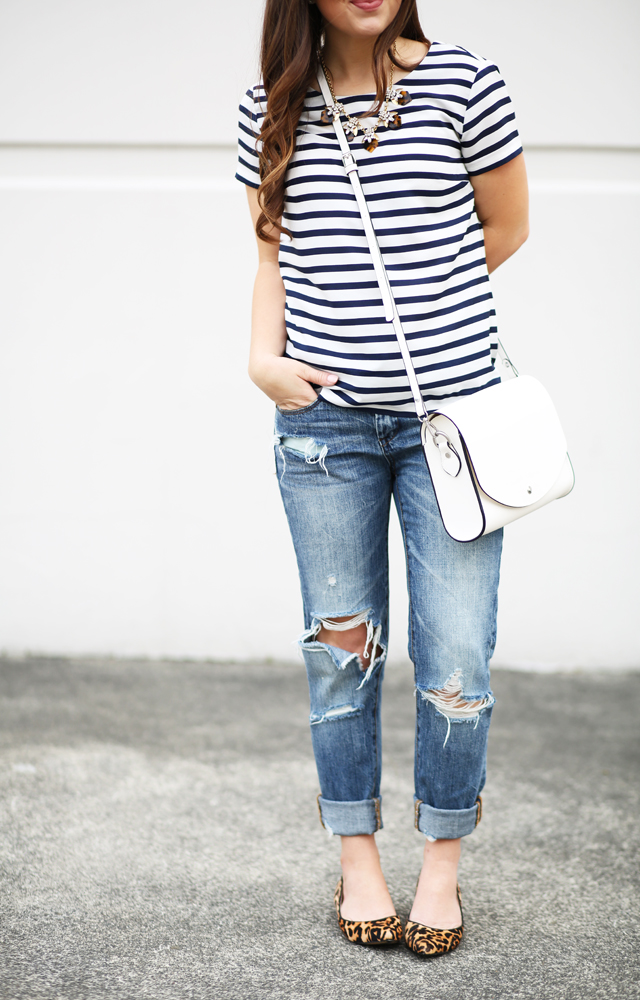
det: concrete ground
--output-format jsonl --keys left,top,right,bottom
{"left": 0, "top": 657, "right": 638, "bottom": 1000}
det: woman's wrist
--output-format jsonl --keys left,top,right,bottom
{"left": 248, "top": 351, "right": 283, "bottom": 386}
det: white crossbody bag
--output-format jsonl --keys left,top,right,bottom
{"left": 317, "top": 66, "right": 575, "bottom": 542}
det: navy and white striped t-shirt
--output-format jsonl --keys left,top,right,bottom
{"left": 236, "top": 41, "right": 523, "bottom": 413}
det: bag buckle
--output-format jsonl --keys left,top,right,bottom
{"left": 342, "top": 152, "right": 358, "bottom": 174}
{"left": 425, "top": 419, "right": 462, "bottom": 478}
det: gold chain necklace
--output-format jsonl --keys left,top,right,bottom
{"left": 318, "top": 45, "right": 412, "bottom": 152}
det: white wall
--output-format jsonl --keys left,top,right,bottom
{"left": 2, "top": 0, "right": 639, "bottom": 146}
{"left": 0, "top": 1, "right": 639, "bottom": 668}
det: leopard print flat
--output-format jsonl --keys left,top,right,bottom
{"left": 334, "top": 877, "right": 403, "bottom": 947}
{"left": 404, "top": 884, "right": 464, "bottom": 957}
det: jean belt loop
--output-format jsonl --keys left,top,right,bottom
{"left": 474, "top": 795, "right": 483, "bottom": 827}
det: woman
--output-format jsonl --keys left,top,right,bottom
{"left": 236, "top": 0, "right": 528, "bottom": 956}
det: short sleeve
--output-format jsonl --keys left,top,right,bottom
{"left": 461, "top": 62, "right": 522, "bottom": 175}
{"left": 235, "top": 86, "right": 262, "bottom": 189}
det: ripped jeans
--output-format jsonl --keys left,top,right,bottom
{"left": 274, "top": 395, "right": 502, "bottom": 841}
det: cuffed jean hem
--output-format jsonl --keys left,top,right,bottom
{"left": 414, "top": 796, "right": 482, "bottom": 840}
{"left": 317, "top": 795, "right": 382, "bottom": 836}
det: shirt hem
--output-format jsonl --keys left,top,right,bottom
{"left": 235, "top": 172, "right": 260, "bottom": 189}
{"left": 465, "top": 146, "right": 523, "bottom": 176}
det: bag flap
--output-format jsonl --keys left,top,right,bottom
{"left": 431, "top": 376, "right": 568, "bottom": 507}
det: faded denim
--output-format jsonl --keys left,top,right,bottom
{"left": 274, "top": 396, "right": 502, "bottom": 840}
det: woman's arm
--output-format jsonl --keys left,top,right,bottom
{"left": 245, "top": 187, "right": 338, "bottom": 410}
{"left": 469, "top": 152, "right": 529, "bottom": 274}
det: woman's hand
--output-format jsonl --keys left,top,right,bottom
{"left": 249, "top": 353, "right": 338, "bottom": 410}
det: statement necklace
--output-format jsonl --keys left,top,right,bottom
{"left": 318, "top": 46, "right": 412, "bottom": 152}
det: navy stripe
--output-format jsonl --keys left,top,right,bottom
{"left": 325, "top": 376, "right": 501, "bottom": 412}
{"left": 460, "top": 111, "right": 516, "bottom": 148}
{"left": 285, "top": 310, "right": 495, "bottom": 344}
{"left": 283, "top": 190, "right": 474, "bottom": 220}
{"left": 280, "top": 231, "right": 466, "bottom": 258}
{"left": 236, "top": 155, "right": 259, "bottom": 178}
{"left": 285, "top": 275, "right": 488, "bottom": 309}
{"left": 464, "top": 130, "right": 520, "bottom": 164}
{"left": 235, "top": 170, "right": 259, "bottom": 190}
{"left": 464, "top": 97, "right": 515, "bottom": 136}
{"left": 289, "top": 211, "right": 472, "bottom": 240}
{"left": 288, "top": 291, "right": 491, "bottom": 328}
{"left": 282, "top": 347, "right": 490, "bottom": 380}
{"left": 326, "top": 365, "right": 497, "bottom": 394}
{"left": 287, "top": 329, "right": 488, "bottom": 362}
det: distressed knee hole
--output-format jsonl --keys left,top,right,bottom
{"left": 417, "top": 669, "right": 494, "bottom": 748}
{"left": 315, "top": 609, "right": 383, "bottom": 673}
{"left": 301, "top": 610, "right": 386, "bottom": 688}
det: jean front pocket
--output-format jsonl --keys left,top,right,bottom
{"left": 276, "top": 394, "right": 323, "bottom": 416}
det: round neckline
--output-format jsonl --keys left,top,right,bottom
{"left": 308, "top": 39, "right": 436, "bottom": 100}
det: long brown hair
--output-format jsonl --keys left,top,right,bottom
{"left": 256, "top": 0, "right": 428, "bottom": 243}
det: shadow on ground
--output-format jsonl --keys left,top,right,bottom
{"left": 0, "top": 657, "right": 638, "bottom": 1000}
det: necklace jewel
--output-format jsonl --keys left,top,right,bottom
{"left": 318, "top": 48, "right": 402, "bottom": 152}
{"left": 389, "top": 87, "right": 412, "bottom": 106}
